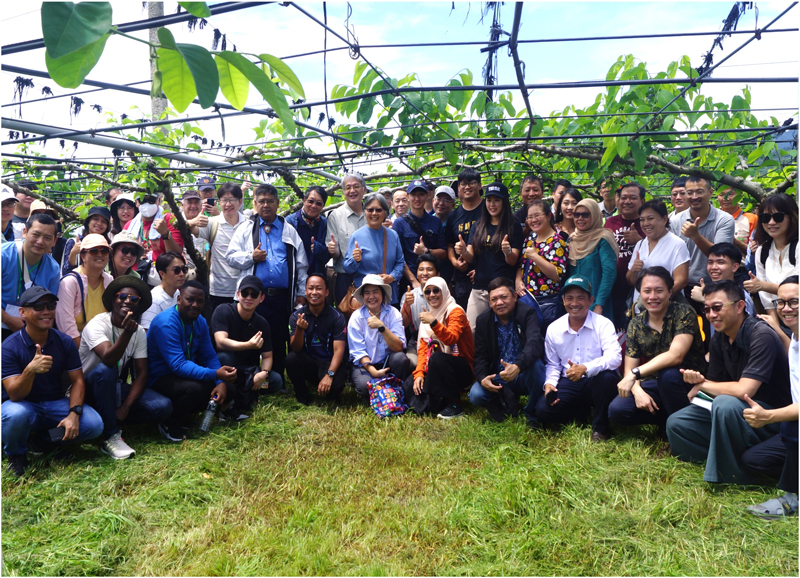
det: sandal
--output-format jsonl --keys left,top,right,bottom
{"left": 747, "top": 493, "right": 798, "bottom": 520}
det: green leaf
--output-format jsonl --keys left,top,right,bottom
{"left": 157, "top": 28, "right": 218, "bottom": 108}
{"left": 353, "top": 61, "right": 368, "bottom": 85}
{"left": 178, "top": 2, "right": 212, "bottom": 17}
{"left": 404, "top": 92, "right": 422, "bottom": 111}
{"left": 600, "top": 138, "right": 618, "bottom": 167}
{"left": 732, "top": 95, "right": 749, "bottom": 112}
{"left": 157, "top": 47, "right": 196, "bottom": 113}
{"left": 630, "top": 139, "right": 647, "bottom": 172}
{"left": 615, "top": 136, "right": 629, "bottom": 159}
{"left": 433, "top": 91, "right": 448, "bottom": 112}
{"left": 444, "top": 141, "right": 458, "bottom": 166}
{"left": 259, "top": 53, "right": 305, "bottom": 98}
{"left": 499, "top": 98, "right": 515, "bottom": 117}
{"left": 215, "top": 54, "right": 249, "bottom": 110}
{"left": 357, "top": 96, "right": 375, "bottom": 125}
{"left": 217, "top": 51, "right": 296, "bottom": 135}
{"left": 45, "top": 32, "right": 110, "bottom": 89}
{"left": 42, "top": 2, "right": 112, "bottom": 60}
{"left": 471, "top": 91, "right": 487, "bottom": 117}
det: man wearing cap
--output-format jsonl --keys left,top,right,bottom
{"left": 535, "top": 275, "right": 622, "bottom": 441}
{"left": 326, "top": 173, "right": 367, "bottom": 303}
{"left": 432, "top": 185, "right": 456, "bottom": 226}
{"left": 140, "top": 251, "right": 187, "bottom": 330}
{"left": 10, "top": 180, "right": 37, "bottom": 226}
{"left": 512, "top": 175, "right": 545, "bottom": 226}
{"left": 211, "top": 275, "right": 283, "bottom": 419}
{"left": 1, "top": 213, "right": 61, "bottom": 342}
{"left": 2, "top": 186, "right": 24, "bottom": 243}
{"left": 176, "top": 189, "right": 208, "bottom": 274}
{"left": 447, "top": 168, "right": 484, "bottom": 309}
{"left": 393, "top": 179, "right": 447, "bottom": 291}
{"left": 2, "top": 286, "right": 104, "bottom": 477}
{"left": 80, "top": 276, "right": 172, "bottom": 459}
{"left": 285, "top": 185, "right": 330, "bottom": 276}
{"left": 147, "top": 280, "right": 238, "bottom": 442}
{"left": 196, "top": 176, "right": 221, "bottom": 217}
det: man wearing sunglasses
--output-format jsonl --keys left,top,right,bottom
{"left": 79, "top": 277, "right": 171, "bottom": 459}
{"left": 140, "top": 251, "right": 187, "bottom": 331}
{"left": 211, "top": 275, "right": 283, "bottom": 420}
{"left": 666, "top": 279, "right": 792, "bottom": 484}
{"left": 285, "top": 186, "right": 329, "bottom": 276}
{"left": 2, "top": 286, "right": 104, "bottom": 477}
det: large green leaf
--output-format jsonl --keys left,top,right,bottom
{"left": 217, "top": 51, "right": 296, "bottom": 134}
{"left": 259, "top": 53, "right": 305, "bottom": 98}
{"left": 45, "top": 32, "right": 110, "bottom": 88}
{"left": 630, "top": 139, "right": 647, "bottom": 172}
{"left": 178, "top": 2, "right": 211, "bottom": 17}
{"left": 158, "top": 28, "right": 218, "bottom": 108}
{"left": 42, "top": 2, "right": 112, "bottom": 60}
{"left": 215, "top": 55, "right": 249, "bottom": 110}
{"left": 432, "top": 91, "right": 448, "bottom": 112}
{"left": 615, "top": 136, "right": 629, "bottom": 159}
{"left": 600, "top": 138, "right": 618, "bottom": 167}
{"left": 357, "top": 97, "right": 375, "bottom": 125}
{"left": 157, "top": 47, "right": 197, "bottom": 113}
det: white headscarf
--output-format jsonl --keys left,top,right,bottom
{"left": 417, "top": 276, "right": 461, "bottom": 353}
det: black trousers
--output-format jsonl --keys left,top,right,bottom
{"left": 285, "top": 350, "right": 347, "bottom": 404}
{"left": 534, "top": 370, "right": 619, "bottom": 436}
{"left": 403, "top": 351, "right": 472, "bottom": 415}
{"left": 152, "top": 374, "right": 231, "bottom": 427}
{"left": 333, "top": 272, "right": 355, "bottom": 305}
{"left": 256, "top": 292, "right": 290, "bottom": 385}
{"left": 742, "top": 426, "right": 799, "bottom": 493}
{"left": 216, "top": 351, "right": 260, "bottom": 412}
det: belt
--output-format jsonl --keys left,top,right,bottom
{"left": 264, "top": 287, "right": 289, "bottom": 297}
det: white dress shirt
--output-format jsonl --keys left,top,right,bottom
{"left": 544, "top": 310, "right": 622, "bottom": 386}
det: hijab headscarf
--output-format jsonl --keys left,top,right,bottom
{"left": 417, "top": 276, "right": 461, "bottom": 353}
{"left": 568, "top": 199, "right": 620, "bottom": 266}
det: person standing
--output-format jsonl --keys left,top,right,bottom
{"left": 596, "top": 179, "right": 617, "bottom": 220}
{"left": 390, "top": 188, "right": 409, "bottom": 223}
{"left": 446, "top": 168, "right": 484, "bottom": 310}
{"left": 10, "top": 180, "right": 37, "bottom": 226}
{"left": 717, "top": 186, "right": 757, "bottom": 256}
{"left": 327, "top": 173, "right": 367, "bottom": 303}
{"left": 2, "top": 187, "right": 24, "bottom": 243}
{"left": 512, "top": 175, "right": 545, "bottom": 226}
{"left": 668, "top": 177, "right": 688, "bottom": 218}
{"left": 124, "top": 192, "right": 184, "bottom": 266}
{"left": 196, "top": 175, "right": 221, "bottom": 217}
{"left": 285, "top": 186, "right": 329, "bottom": 276}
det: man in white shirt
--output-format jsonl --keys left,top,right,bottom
{"left": 535, "top": 276, "right": 622, "bottom": 441}
{"left": 140, "top": 251, "right": 187, "bottom": 330}
{"left": 80, "top": 277, "right": 172, "bottom": 459}
{"left": 326, "top": 173, "right": 367, "bottom": 303}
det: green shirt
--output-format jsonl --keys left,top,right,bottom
{"left": 626, "top": 300, "right": 707, "bottom": 380}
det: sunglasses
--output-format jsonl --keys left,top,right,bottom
{"left": 117, "top": 246, "right": 139, "bottom": 256}
{"left": 423, "top": 286, "right": 441, "bottom": 296}
{"left": 572, "top": 212, "right": 591, "bottom": 219}
{"left": 365, "top": 207, "right": 384, "bottom": 213}
{"left": 115, "top": 293, "right": 142, "bottom": 305}
{"left": 758, "top": 212, "right": 786, "bottom": 224}
{"left": 83, "top": 247, "right": 110, "bottom": 256}
{"left": 702, "top": 301, "right": 738, "bottom": 315}
{"left": 171, "top": 266, "right": 189, "bottom": 275}
{"left": 30, "top": 301, "right": 57, "bottom": 311}
{"left": 240, "top": 289, "right": 261, "bottom": 299}
{"left": 773, "top": 298, "right": 799, "bottom": 310}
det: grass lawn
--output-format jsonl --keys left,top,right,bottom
{"left": 2, "top": 391, "right": 798, "bottom": 576}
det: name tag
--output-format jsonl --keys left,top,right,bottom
{"left": 4, "top": 303, "right": 21, "bottom": 318}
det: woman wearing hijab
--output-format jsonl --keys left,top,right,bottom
{"left": 405, "top": 277, "right": 475, "bottom": 419}
{"left": 568, "top": 199, "right": 619, "bottom": 323}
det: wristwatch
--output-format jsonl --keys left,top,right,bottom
{"left": 378, "top": 325, "right": 386, "bottom": 333}
{"left": 327, "top": 370, "right": 335, "bottom": 378}
{"left": 69, "top": 405, "right": 83, "bottom": 417}
{"left": 631, "top": 367, "right": 642, "bottom": 380}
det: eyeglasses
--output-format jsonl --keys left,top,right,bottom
{"left": 572, "top": 212, "right": 591, "bottom": 220}
{"left": 240, "top": 289, "right": 261, "bottom": 299}
{"left": 773, "top": 298, "right": 799, "bottom": 310}
{"left": 171, "top": 265, "right": 189, "bottom": 275}
{"left": 365, "top": 207, "right": 384, "bottom": 213}
{"left": 255, "top": 197, "right": 277, "bottom": 206}
{"left": 218, "top": 197, "right": 238, "bottom": 206}
{"left": 758, "top": 212, "right": 786, "bottom": 224}
{"left": 30, "top": 301, "right": 57, "bottom": 311}
{"left": 1, "top": 200, "right": 15, "bottom": 209}
{"left": 117, "top": 245, "right": 139, "bottom": 256}
{"left": 459, "top": 180, "right": 480, "bottom": 187}
{"left": 82, "top": 247, "right": 110, "bottom": 256}
{"left": 423, "top": 287, "right": 441, "bottom": 296}
{"left": 702, "top": 301, "right": 738, "bottom": 315}
{"left": 115, "top": 293, "right": 142, "bottom": 305}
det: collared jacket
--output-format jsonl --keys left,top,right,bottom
{"left": 473, "top": 301, "right": 543, "bottom": 384}
{"left": 285, "top": 209, "right": 328, "bottom": 275}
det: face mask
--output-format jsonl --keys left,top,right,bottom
{"left": 139, "top": 203, "right": 158, "bottom": 218}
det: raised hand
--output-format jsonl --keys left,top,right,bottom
{"left": 153, "top": 218, "right": 169, "bottom": 237}
{"left": 524, "top": 245, "right": 539, "bottom": 261}
{"left": 404, "top": 286, "right": 415, "bottom": 307}
{"left": 352, "top": 241, "right": 362, "bottom": 262}
{"left": 327, "top": 234, "right": 338, "bottom": 256}
{"left": 690, "top": 278, "right": 705, "bottom": 302}
{"left": 630, "top": 251, "right": 644, "bottom": 273}
{"left": 121, "top": 311, "right": 139, "bottom": 334}
{"left": 190, "top": 214, "right": 209, "bottom": 229}
{"left": 296, "top": 313, "right": 309, "bottom": 330}
{"left": 501, "top": 234, "right": 511, "bottom": 255}
{"left": 743, "top": 394, "right": 771, "bottom": 428}
{"left": 565, "top": 358, "right": 586, "bottom": 381}
{"left": 499, "top": 359, "right": 520, "bottom": 382}
{"left": 743, "top": 271, "right": 763, "bottom": 293}
{"left": 454, "top": 234, "right": 466, "bottom": 256}
{"left": 28, "top": 344, "right": 53, "bottom": 374}
{"left": 418, "top": 310, "right": 435, "bottom": 325}
{"left": 681, "top": 217, "right": 701, "bottom": 240}
{"left": 252, "top": 242, "right": 267, "bottom": 263}
{"left": 247, "top": 330, "right": 264, "bottom": 349}
{"left": 413, "top": 236, "right": 427, "bottom": 256}
{"left": 622, "top": 227, "right": 642, "bottom": 245}
{"left": 367, "top": 311, "right": 384, "bottom": 330}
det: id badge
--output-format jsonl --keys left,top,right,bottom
{"left": 4, "top": 303, "right": 21, "bottom": 318}
{"left": 23, "top": 281, "right": 32, "bottom": 291}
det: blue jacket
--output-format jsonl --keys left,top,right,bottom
{"left": 147, "top": 306, "right": 222, "bottom": 387}
{"left": 342, "top": 226, "right": 405, "bottom": 304}
{"left": 1, "top": 241, "right": 61, "bottom": 324}
{"left": 285, "top": 209, "right": 328, "bottom": 275}
{"left": 567, "top": 238, "right": 617, "bottom": 323}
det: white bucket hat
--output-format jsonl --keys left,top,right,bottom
{"left": 353, "top": 273, "right": 392, "bottom": 305}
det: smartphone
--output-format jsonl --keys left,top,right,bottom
{"left": 545, "top": 389, "right": 558, "bottom": 405}
{"left": 205, "top": 198, "right": 217, "bottom": 206}
{"left": 48, "top": 426, "right": 66, "bottom": 443}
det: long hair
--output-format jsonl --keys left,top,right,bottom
{"left": 554, "top": 188, "right": 583, "bottom": 224}
{"left": 470, "top": 195, "right": 514, "bottom": 257}
{"left": 754, "top": 192, "right": 798, "bottom": 247}
{"left": 83, "top": 213, "right": 112, "bottom": 243}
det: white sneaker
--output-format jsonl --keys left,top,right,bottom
{"left": 101, "top": 431, "right": 136, "bottom": 460}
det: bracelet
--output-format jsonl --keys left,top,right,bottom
{"left": 429, "top": 319, "right": 438, "bottom": 328}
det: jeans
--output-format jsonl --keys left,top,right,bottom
{"left": 534, "top": 369, "right": 620, "bottom": 436}
{"left": 469, "top": 359, "right": 546, "bottom": 423}
{"left": 83, "top": 363, "right": 173, "bottom": 439}
{"left": 2, "top": 398, "right": 103, "bottom": 456}
{"left": 608, "top": 367, "right": 689, "bottom": 429}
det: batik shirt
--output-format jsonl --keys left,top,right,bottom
{"left": 520, "top": 232, "right": 568, "bottom": 298}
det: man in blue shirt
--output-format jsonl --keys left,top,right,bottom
{"left": 1, "top": 213, "right": 61, "bottom": 342}
{"left": 147, "top": 280, "right": 238, "bottom": 441}
{"left": 392, "top": 180, "right": 447, "bottom": 291}
{"left": 285, "top": 186, "right": 329, "bottom": 276}
{"left": 2, "top": 286, "right": 103, "bottom": 477}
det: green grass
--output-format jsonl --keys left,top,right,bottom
{"left": 2, "top": 392, "right": 797, "bottom": 576}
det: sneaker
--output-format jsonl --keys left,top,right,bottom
{"left": 219, "top": 410, "right": 250, "bottom": 422}
{"left": 747, "top": 492, "right": 799, "bottom": 519}
{"left": 485, "top": 397, "right": 510, "bottom": 423}
{"left": 158, "top": 422, "right": 185, "bottom": 443}
{"left": 101, "top": 432, "right": 136, "bottom": 460}
{"left": 437, "top": 404, "right": 465, "bottom": 420}
{"left": 6, "top": 453, "right": 27, "bottom": 477}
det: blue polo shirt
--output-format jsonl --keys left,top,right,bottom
{"left": 2, "top": 327, "right": 82, "bottom": 402}
{"left": 392, "top": 211, "right": 445, "bottom": 274}
{"left": 1, "top": 241, "right": 61, "bottom": 314}
{"left": 254, "top": 217, "right": 289, "bottom": 289}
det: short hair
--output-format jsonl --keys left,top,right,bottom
{"left": 521, "top": 174, "right": 543, "bottom": 189}
{"left": 254, "top": 183, "right": 279, "bottom": 200}
{"left": 780, "top": 275, "right": 798, "bottom": 287}
{"left": 635, "top": 266, "right": 674, "bottom": 292}
{"left": 16, "top": 179, "right": 37, "bottom": 191}
{"left": 487, "top": 277, "right": 515, "bottom": 294}
{"left": 638, "top": 199, "right": 668, "bottom": 219}
{"left": 217, "top": 182, "right": 243, "bottom": 200}
{"left": 671, "top": 177, "right": 687, "bottom": 190}
{"left": 342, "top": 172, "right": 366, "bottom": 188}
{"left": 25, "top": 213, "right": 56, "bottom": 232}
{"left": 685, "top": 175, "right": 712, "bottom": 189}
{"left": 306, "top": 272, "right": 328, "bottom": 288}
{"left": 104, "top": 187, "right": 121, "bottom": 202}
{"left": 416, "top": 253, "right": 441, "bottom": 274}
{"left": 304, "top": 185, "right": 328, "bottom": 204}
{"left": 553, "top": 178, "right": 572, "bottom": 190}
{"left": 457, "top": 167, "right": 481, "bottom": 184}
{"left": 708, "top": 242, "right": 741, "bottom": 264}
{"left": 702, "top": 279, "right": 745, "bottom": 303}
{"left": 617, "top": 181, "right": 646, "bottom": 200}
{"left": 363, "top": 192, "right": 390, "bottom": 214}
{"left": 156, "top": 250, "right": 185, "bottom": 274}
{"left": 179, "top": 280, "right": 206, "bottom": 295}
{"left": 526, "top": 200, "right": 554, "bottom": 227}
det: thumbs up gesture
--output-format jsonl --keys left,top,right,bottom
{"left": 631, "top": 250, "right": 643, "bottom": 273}
{"left": 366, "top": 310, "right": 385, "bottom": 330}
{"left": 327, "top": 234, "right": 338, "bottom": 257}
{"left": 29, "top": 344, "right": 53, "bottom": 374}
{"left": 413, "top": 236, "right": 427, "bottom": 256}
{"left": 742, "top": 393, "right": 771, "bottom": 428}
{"left": 404, "top": 286, "right": 415, "bottom": 307}
{"left": 499, "top": 358, "right": 520, "bottom": 382}
{"left": 454, "top": 234, "right": 466, "bottom": 256}
{"left": 252, "top": 241, "right": 267, "bottom": 262}
{"left": 501, "top": 234, "right": 511, "bottom": 255}
{"left": 691, "top": 278, "right": 705, "bottom": 302}
{"left": 743, "top": 271, "right": 762, "bottom": 293}
{"left": 352, "top": 240, "right": 362, "bottom": 262}
{"left": 682, "top": 216, "right": 701, "bottom": 240}
{"left": 565, "top": 357, "right": 587, "bottom": 381}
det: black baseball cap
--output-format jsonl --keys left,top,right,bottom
{"left": 19, "top": 286, "right": 58, "bottom": 307}
{"left": 484, "top": 182, "right": 509, "bottom": 200}
{"left": 238, "top": 275, "right": 265, "bottom": 294}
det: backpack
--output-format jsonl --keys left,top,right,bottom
{"left": 368, "top": 375, "right": 407, "bottom": 418}
{"left": 60, "top": 271, "right": 86, "bottom": 329}
{"left": 759, "top": 238, "right": 797, "bottom": 267}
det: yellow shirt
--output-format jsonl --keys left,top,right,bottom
{"left": 75, "top": 271, "right": 108, "bottom": 333}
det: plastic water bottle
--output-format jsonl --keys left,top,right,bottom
{"left": 199, "top": 399, "right": 218, "bottom": 432}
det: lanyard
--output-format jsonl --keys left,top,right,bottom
{"left": 109, "top": 321, "right": 123, "bottom": 375}
{"left": 175, "top": 306, "right": 193, "bottom": 361}
{"left": 16, "top": 242, "right": 41, "bottom": 303}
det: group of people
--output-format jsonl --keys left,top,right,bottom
{"left": 1, "top": 170, "right": 797, "bottom": 521}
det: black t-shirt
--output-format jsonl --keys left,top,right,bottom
{"left": 512, "top": 205, "right": 528, "bottom": 226}
{"left": 210, "top": 303, "right": 272, "bottom": 366}
{"left": 707, "top": 315, "right": 792, "bottom": 409}
{"left": 468, "top": 221, "right": 525, "bottom": 290}
{"left": 446, "top": 201, "right": 484, "bottom": 284}
{"left": 289, "top": 304, "right": 347, "bottom": 362}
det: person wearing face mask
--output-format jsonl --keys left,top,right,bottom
{"left": 124, "top": 192, "right": 184, "bottom": 265}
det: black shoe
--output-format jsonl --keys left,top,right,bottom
{"left": 485, "top": 397, "right": 510, "bottom": 423}
{"left": 501, "top": 386, "right": 519, "bottom": 418}
{"left": 158, "top": 422, "right": 185, "bottom": 443}
{"left": 6, "top": 453, "right": 28, "bottom": 477}
{"left": 437, "top": 404, "right": 465, "bottom": 420}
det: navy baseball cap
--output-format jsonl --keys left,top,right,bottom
{"left": 196, "top": 176, "right": 216, "bottom": 191}
{"left": 19, "top": 286, "right": 58, "bottom": 307}
{"left": 407, "top": 179, "right": 428, "bottom": 194}
{"left": 484, "top": 182, "right": 509, "bottom": 200}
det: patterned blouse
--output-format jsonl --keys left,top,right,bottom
{"left": 520, "top": 232, "right": 568, "bottom": 298}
